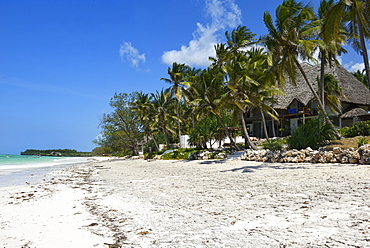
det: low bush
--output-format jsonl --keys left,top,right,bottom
{"left": 160, "top": 148, "right": 229, "bottom": 160}
{"left": 161, "top": 148, "right": 199, "bottom": 160}
{"left": 358, "top": 136, "right": 369, "bottom": 147}
{"left": 262, "top": 139, "right": 284, "bottom": 151}
{"left": 287, "top": 115, "right": 336, "bottom": 150}
{"left": 339, "top": 120, "right": 370, "bottom": 137}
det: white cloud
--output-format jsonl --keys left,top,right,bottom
{"left": 119, "top": 41, "right": 146, "bottom": 67}
{"left": 162, "top": 24, "right": 218, "bottom": 67}
{"left": 297, "top": 48, "right": 320, "bottom": 65}
{"left": 336, "top": 56, "right": 343, "bottom": 65}
{"left": 343, "top": 43, "right": 370, "bottom": 72}
{"left": 205, "top": 0, "right": 242, "bottom": 29}
{"left": 346, "top": 62, "right": 365, "bottom": 72}
{"left": 162, "top": 0, "right": 242, "bottom": 67}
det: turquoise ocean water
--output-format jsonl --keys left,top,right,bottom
{"left": 0, "top": 154, "right": 89, "bottom": 187}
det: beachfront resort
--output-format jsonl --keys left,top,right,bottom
{"left": 2, "top": 0, "right": 370, "bottom": 247}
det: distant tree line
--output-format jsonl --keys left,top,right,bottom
{"left": 20, "top": 149, "right": 92, "bottom": 157}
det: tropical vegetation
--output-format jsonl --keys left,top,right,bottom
{"left": 287, "top": 115, "right": 337, "bottom": 150}
{"left": 339, "top": 120, "right": 370, "bottom": 137}
{"left": 95, "top": 0, "right": 370, "bottom": 156}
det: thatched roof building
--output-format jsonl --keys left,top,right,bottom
{"left": 340, "top": 107, "right": 370, "bottom": 118}
{"left": 274, "top": 63, "right": 370, "bottom": 110}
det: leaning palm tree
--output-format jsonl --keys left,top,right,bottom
{"left": 262, "top": 0, "right": 343, "bottom": 139}
{"left": 228, "top": 48, "right": 282, "bottom": 142}
{"left": 224, "top": 53, "right": 258, "bottom": 149}
{"left": 211, "top": 26, "right": 261, "bottom": 149}
{"left": 323, "top": 0, "right": 370, "bottom": 88}
{"left": 161, "top": 62, "right": 190, "bottom": 145}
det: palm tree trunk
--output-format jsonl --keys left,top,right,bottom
{"left": 357, "top": 17, "right": 370, "bottom": 89}
{"left": 163, "top": 126, "right": 170, "bottom": 147}
{"left": 160, "top": 116, "right": 170, "bottom": 147}
{"left": 150, "top": 135, "right": 160, "bottom": 151}
{"left": 260, "top": 109, "right": 269, "bottom": 140}
{"left": 320, "top": 51, "right": 326, "bottom": 109}
{"left": 192, "top": 111, "right": 195, "bottom": 129}
{"left": 175, "top": 100, "right": 182, "bottom": 146}
{"left": 240, "top": 110, "right": 257, "bottom": 150}
{"left": 271, "top": 114, "right": 276, "bottom": 137}
{"left": 294, "top": 59, "right": 343, "bottom": 139}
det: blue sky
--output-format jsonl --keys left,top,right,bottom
{"left": 0, "top": 0, "right": 368, "bottom": 154}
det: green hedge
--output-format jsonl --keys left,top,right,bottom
{"left": 339, "top": 120, "right": 370, "bottom": 137}
{"left": 161, "top": 148, "right": 199, "bottom": 160}
{"left": 160, "top": 148, "right": 228, "bottom": 160}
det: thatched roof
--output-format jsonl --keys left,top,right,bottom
{"left": 274, "top": 63, "right": 370, "bottom": 109}
{"left": 340, "top": 108, "right": 370, "bottom": 118}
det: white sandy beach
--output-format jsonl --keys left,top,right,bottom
{"left": 1, "top": 159, "right": 370, "bottom": 247}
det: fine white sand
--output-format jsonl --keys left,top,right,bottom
{"left": 1, "top": 159, "right": 370, "bottom": 247}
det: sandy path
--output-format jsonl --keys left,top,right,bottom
{"left": 1, "top": 159, "right": 370, "bottom": 247}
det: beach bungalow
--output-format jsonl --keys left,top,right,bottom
{"left": 246, "top": 63, "right": 370, "bottom": 137}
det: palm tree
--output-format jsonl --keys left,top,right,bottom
{"left": 150, "top": 89, "right": 176, "bottom": 147}
{"left": 225, "top": 25, "right": 257, "bottom": 53}
{"left": 223, "top": 51, "right": 259, "bottom": 149}
{"left": 184, "top": 67, "right": 201, "bottom": 130}
{"left": 219, "top": 25, "right": 282, "bottom": 148}
{"left": 317, "top": 74, "right": 346, "bottom": 114}
{"left": 211, "top": 26, "right": 262, "bottom": 149}
{"left": 161, "top": 62, "right": 190, "bottom": 145}
{"left": 249, "top": 80, "right": 282, "bottom": 140}
{"left": 317, "top": 0, "right": 347, "bottom": 109}
{"left": 262, "top": 0, "right": 343, "bottom": 139}
{"left": 323, "top": 0, "right": 370, "bottom": 89}
{"left": 229, "top": 48, "right": 282, "bottom": 142}
{"left": 131, "top": 91, "right": 159, "bottom": 151}
{"left": 352, "top": 69, "right": 368, "bottom": 86}
{"left": 187, "top": 68, "right": 239, "bottom": 149}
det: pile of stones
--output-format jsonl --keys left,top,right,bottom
{"left": 241, "top": 144, "right": 370, "bottom": 164}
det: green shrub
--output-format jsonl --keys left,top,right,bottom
{"left": 339, "top": 120, "right": 370, "bottom": 137}
{"left": 161, "top": 148, "right": 199, "bottom": 160}
{"left": 287, "top": 115, "right": 336, "bottom": 150}
{"left": 262, "top": 139, "right": 284, "bottom": 151}
{"left": 358, "top": 137, "right": 369, "bottom": 147}
{"left": 160, "top": 148, "right": 230, "bottom": 160}
{"left": 339, "top": 126, "right": 356, "bottom": 137}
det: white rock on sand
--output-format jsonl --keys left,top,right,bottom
{"left": 1, "top": 159, "right": 370, "bottom": 247}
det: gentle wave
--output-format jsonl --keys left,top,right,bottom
{"left": 0, "top": 157, "right": 89, "bottom": 172}
{"left": 0, "top": 155, "right": 90, "bottom": 187}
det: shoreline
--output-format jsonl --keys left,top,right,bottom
{"left": 0, "top": 156, "right": 116, "bottom": 188}
{"left": 1, "top": 159, "right": 370, "bottom": 247}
